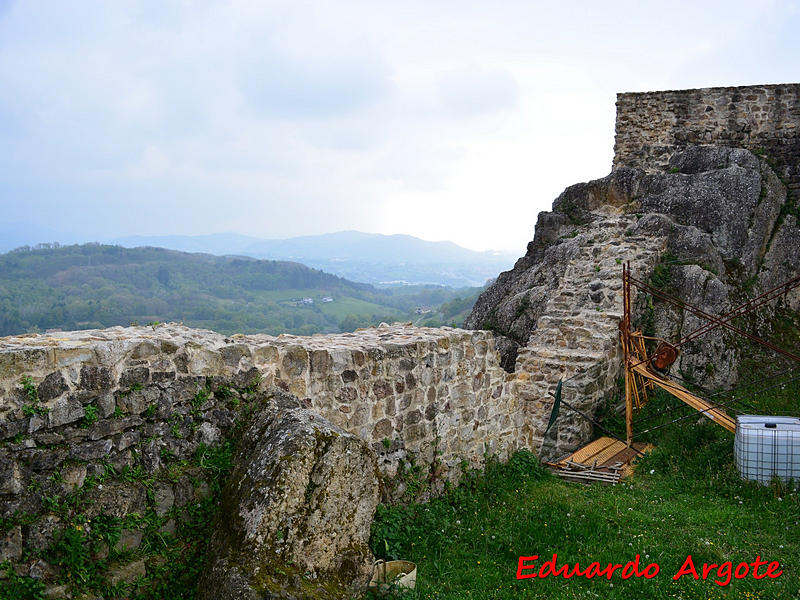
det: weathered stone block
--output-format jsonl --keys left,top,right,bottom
{"left": 153, "top": 483, "right": 175, "bottom": 517}
{"left": 120, "top": 367, "right": 149, "bottom": 388}
{"left": 23, "top": 515, "right": 62, "bottom": 553}
{"left": 117, "top": 387, "right": 157, "bottom": 415}
{"left": 85, "top": 482, "right": 147, "bottom": 518}
{"left": 108, "top": 558, "right": 147, "bottom": 586}
{"left": 79, "top": 365, "right": 113, "bottom": 391}
{"left": 221, "top": 344, "right": 251, "bottom": 368}
{"left": 47, "top": 396, "right": 84, "bottom": 428}
{"left": 0, "top": 526, "right": 22, "bottom": 562}
{"left": 199, "top": 390, "right": 380, "bottom": 600}
{"left": 196, "top": 421, "right": 221, "bottom": 446}
{"left": 96, "top": 392, "right": 116, "bottom": 418}
{"left": 37, "top": 372, "right": 68, "bottom": 401}
{"left": 372, "top": 418, "right": 393, "bottom": 440}
{"left": 152, "top": 370, "right": 176, "bottom": 383}
{"left": 70, "top": 439, "right": 113, "bottom": 462}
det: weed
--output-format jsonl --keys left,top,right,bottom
{"left": 192, "top": 385, "right": 211, "bottom": 410}
{"left": 0, "top": 561, "right": 46, "bottom": 600}
{"left": 118, "top": 464, "right": 150, "bottom": 486}
{"left": 513, "top": 294, "right": 531, "bottom": 320}
{"left": 395, "top": 456, "right": 429, "bottom": 503}
{"left": 649, "top": 261, "right": 673, "bottom": 290}
{"left": 238, "top": 374, "right": 262, "bottom": 395}
{"left": 169, "top": 415, "right": 183, "bottom": 439}
{"left": 81, "top": 403, "right": 98, "bottom": 428}
{"left": 20, "top": 376, "right": 48, "bottom": 417}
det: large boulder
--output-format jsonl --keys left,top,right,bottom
{"left": 199, "top": 390, "right": 380, "bottom": 600}
{"left": 466, "top": 146, "right": 796, "bottom": 389}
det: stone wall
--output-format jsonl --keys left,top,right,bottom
{"left": 614, "top": 83, "right": 800, "bottom": 198}
{"left": 0, "top": 323, "right": 519, "bottom": 513}
{"left": 0, "top": 322, "right": 521, "bottom": 594}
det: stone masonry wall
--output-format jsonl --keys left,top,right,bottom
{"left": 0, "top": 323, "right": 520, "bottom": 592}
{"left": 614, "top": 83, "right": 800, "bottom": 198}
{"left": 0, "top": 323, "right": 519, "bottom": 511}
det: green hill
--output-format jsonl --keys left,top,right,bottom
{"left": 0, "top": 244, "right": 477, "bottom": 336}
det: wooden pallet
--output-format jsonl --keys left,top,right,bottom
{"left": 547, "top": 437, "right": 653, "bottom": 484}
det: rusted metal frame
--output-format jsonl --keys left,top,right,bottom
{"left": 632, "top": 332, "right": 652, "bottom": 402}
{"left": 633, "top": 385, "right": 754, "bottom": 436}
{"left": 628, "top": 275, "right": 800, "bottom": 365}
{"left": 631, "top": 364, "right": 737, "bottom": 432}
{"left": 677, "top": 273, "right": 800, "bottom": 348}
{"left": 630, "top": 363, "right": 735, "bottom": 422}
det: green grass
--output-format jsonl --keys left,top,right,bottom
{"left": 369, "top": 381, "right": 800, "bottom": 600}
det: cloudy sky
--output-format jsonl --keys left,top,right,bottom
{"left": 1, "top": 1, "right": 798, "bottom": 252}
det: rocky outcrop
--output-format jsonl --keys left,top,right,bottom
{"left": 199, "top": 390, "right": 380, "bottom": 600}
{"left": 466, "top": 145, "right": 798, "bottom": 456}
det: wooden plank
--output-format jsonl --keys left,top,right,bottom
{"left": 625, "top": 363, "right": 633, "bottom": 445}
{"left": 566, "top": 437, "right": 617, "bottom": 464}
{"left": 590, "top": 440, "right": 627, "bottom": 465}
{"left": 554, "top": 469, "right": 621, "bottom": 485}
{"left": 631, "top": 363, "right": 736, "bottom": 432}
{"left": 554, "top": 470, "right": 620, "bottom": 481}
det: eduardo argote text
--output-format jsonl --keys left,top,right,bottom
{"left": 517, "top": 554, "right": 783, "bottom": 587}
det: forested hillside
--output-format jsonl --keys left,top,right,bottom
{"left": 0, "top": 244, "right": 477, "bottom": 336}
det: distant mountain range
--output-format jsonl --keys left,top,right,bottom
{"left": 0, "top": 225, "right": 518, "bottom": 288}
{"left": 111, "top": 231, "right": 517, "bottom": 287}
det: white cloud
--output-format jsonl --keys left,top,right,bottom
{"left": 0, "top": 0, "right": 796, "bottom": 252}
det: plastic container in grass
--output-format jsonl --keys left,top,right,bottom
{"left": 734, "top": 415, "right": 800, "bottom": 485}
{"left": 368, "top": 560, "right": 417, "bottom": 597}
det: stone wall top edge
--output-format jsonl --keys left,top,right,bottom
{"left": 616, "top": 82, "right": 800, "bottom": 100}
{"left": 0, "top": 322, "right": 495, "bottom": 353}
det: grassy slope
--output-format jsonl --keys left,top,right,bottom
{"left": 370, "top": 374, "right": 800, "bottom": 600}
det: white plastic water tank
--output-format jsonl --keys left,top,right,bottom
{"left": 734, "top": 415, "right": 800, "bottom": 485}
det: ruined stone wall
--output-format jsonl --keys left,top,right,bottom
{"left": 0, "top": 323, "right": 522, "bottom": 591}
{"left": 256, "top": 326, "right": 521, "bottom": 479}
{"left": 614, "top": 83, "right": 800, "bottom": 198}
{"left": 0, "top": 325, "right": 519, "bottom": 524}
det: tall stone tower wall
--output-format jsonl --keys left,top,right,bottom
{"left": 614, "top": 83, "right": 800, "bottom": 198}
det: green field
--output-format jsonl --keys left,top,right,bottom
{"left": 369, "top": 379, "right": 800, "bottom": 600}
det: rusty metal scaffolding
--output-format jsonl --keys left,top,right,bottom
{"left": 619, "top": 262, "right": 800, "bottom": 446}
